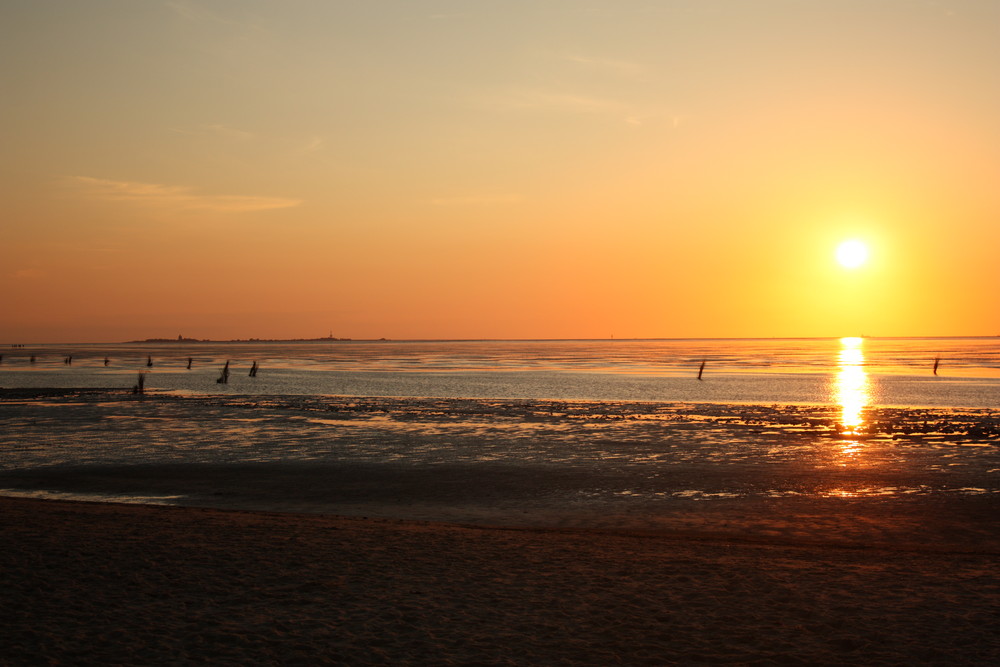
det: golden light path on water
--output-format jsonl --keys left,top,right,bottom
{"left": 835, "top": 336, "right": 871, "bottom": 462}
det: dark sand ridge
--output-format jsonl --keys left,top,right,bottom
{"left": 2, "top": 496, "right": 999, "bottom": 665}
{"left": 3, "top": 461, "right": 1000, "bottom": 553}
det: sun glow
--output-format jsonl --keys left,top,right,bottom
{"left": 835, "top": 240, "right": 869, "bottom": 269}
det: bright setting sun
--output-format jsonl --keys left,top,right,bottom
{"left": 835, "top": 240, "right": 870, "bottom": 270}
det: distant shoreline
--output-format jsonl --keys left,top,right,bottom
{"left": 5, "top": 335, "right": 998, "bottom": 347}
{"left": 124, "top": 336, "right": 361, "bottom": 344}
{"left": 121, "top": 334, "right": 999, "bottom": 345}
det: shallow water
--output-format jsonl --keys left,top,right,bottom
{"left": 2, "top": 337, "right": 1000, "bottom": 408}
{"left": 1, "top": 338, "right": 998, "bottom": 518}
{"left": 1, "top": 390, "right": 997, "bottom": 516}
{"left": 4, "top": 337, "right": 999, "bottom": 375}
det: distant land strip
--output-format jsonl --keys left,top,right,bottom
{"left": 125, "top": 336, "right": 364, "bottom": 344}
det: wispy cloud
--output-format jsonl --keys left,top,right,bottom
{"left": 73, "top": 177, "right": 302, "bottom": 213}
{"left": 165, "top": 1, "right": 251, "bottom": 30}
{"left": 165, "top": 1, "right": 271, "bottom": 55}
{"left": 11, "top": 268, "right": 45, "bottom": 280}
{"left": 477, "top": 88, "right": 683, "bottom": 128}
{"left": 483, "top": 89, "right": 628, "bottom": 116}
{"left": 301, "top": 136, "right": 326, "bottom": 153}
{"left": 560, "top": 53, "right": 646, "bottom": 79}
{"left": 165, "top": 1, "right": 211, "bottom": 23}
{"left": 428, "top": 193, "right": 522, "bottom": 207}
{"left": 169, "top": 123, "right": 254, "bottom": 141}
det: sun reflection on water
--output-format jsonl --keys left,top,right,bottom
{"left": 834, "top": 337, "right": 871, "bottom": 462}
{"left": 837, "top": 337, "right": 869, "bottom": 435}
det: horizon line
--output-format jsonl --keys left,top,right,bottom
{"left": 5, "top": 334, "right": 1000, "bottom": 346}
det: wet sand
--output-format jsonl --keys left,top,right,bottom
{"left": 3, "top": 389, "right": 999, "bottom": 663}
{"left": 2, "top": 495, "right": 998, "bottom": 665}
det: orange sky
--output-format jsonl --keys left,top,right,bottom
{"left": 3, "top": 1, "right": 999, "bottom": 342}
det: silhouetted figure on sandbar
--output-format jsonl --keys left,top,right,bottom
{"left": 104, "top": 357, "right": 110, "bottom": 367}
{"left": 933, "top": 357, "right": 940, "bottom": 376}
{"left": 147, "top": 355, "right": 153, "bottom": 367}
{"left": 187, "top": 357, "right": 193, "bottom": 370}
{"left": 249, "top": 360, "right": 258, "bottom": 377}
{"left": 697, "top": 360, "right": 706, "bottom": 380}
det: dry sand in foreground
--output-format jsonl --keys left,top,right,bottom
{"left": 2, "top": 496, "right": 998, "bottom": 665}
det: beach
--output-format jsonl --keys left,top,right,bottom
{"left": 3, "top": 495, "right": 999, "bottom": 665}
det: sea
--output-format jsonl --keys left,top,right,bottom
{"left": 1, "top": 337, "right": 999, "bottom": 525}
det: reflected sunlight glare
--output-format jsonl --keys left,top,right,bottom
{"left": 836, "top": 336, "right": 870, "bottom": 440}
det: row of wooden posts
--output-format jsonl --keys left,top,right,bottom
{"left": 0, "top": 351, "right": 952, "bottom": 384}
{"left": 132, "top": 359, "right": 260, "bottom": 394}
{"left": 1, "top": 352, "right": 259, "bottom": 372}
{"left": 126, "top": 358, "right": 261, "bottom": 394}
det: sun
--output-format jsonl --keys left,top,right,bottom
{"left": 835, "top": 239, "right": 869, "bottom": 269}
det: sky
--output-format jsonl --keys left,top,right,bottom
{"left": 2, "top": 0, "right": 999, "bottom": 342}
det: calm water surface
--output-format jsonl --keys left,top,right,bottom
{"left": 3, "top": 337, "right": 1000, "bottom": 407}
{"left": 1, "top": 338, "right": 998, "bottom": 515}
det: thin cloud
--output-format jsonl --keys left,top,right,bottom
{"left": 73, "top": 177, "right": 302, "bottom": 213}
{"left": 164, "top": 1, "right": 208, "bottom": 22}
{"left": 202, "top": 123, "right": 254, "bottom": 141}
{"left": 560, "top": 53, "right": 646, "bottom": 79}
{"left": 165, "top": 1, "right": 247, "bottom": 29}
{"left": 12, "top": 268, "right": 45, "bottom": 280}
{"left": 479, "top": 88, "right": 677, "bottom": 127}
{"left": 483, "top": 89, "right": 627, "bottom": 116}
{"left": 302, "top": 136, "right": 326, "bottom": 153}
{"left": 428, "top": 193, "right": 522, "bottom": 207}
{"left": 626, "top": 112, "right": 691, "bottom": 128}
{"left": 165, "top": 2, "right": 271, "bottom": 51}
{"left": 169, "top": 123, "right": 254, "bottom": 141}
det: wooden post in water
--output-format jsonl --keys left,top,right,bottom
{"left": 217, "top": 360, "right": 230, "bottom": 384}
